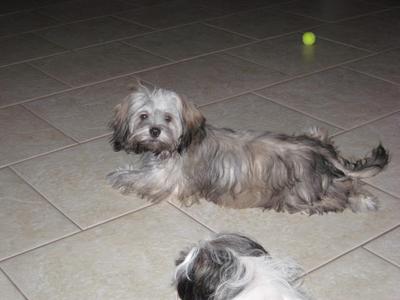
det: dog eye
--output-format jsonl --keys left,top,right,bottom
{"left": 165, "top": 115, "right": 172, "bottom": 123}
{"left": 140, "top": 113, "right": 148, "bottom": 120}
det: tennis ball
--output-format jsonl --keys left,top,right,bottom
{"left": 302, "top": 32, "right": 316, "bottom": 46}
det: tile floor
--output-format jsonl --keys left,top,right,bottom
{"left": 0, "top": 0, "right": 399, "bottom": 299}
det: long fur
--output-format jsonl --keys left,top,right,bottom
{"left": 174, "top": 233, "right": 309, "bottom": 300}
{"left": 107, "top": 85, "right": 389, "bottom": 214}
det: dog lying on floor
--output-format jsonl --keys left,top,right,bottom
{"left": 107, "top": 84, "right": 389, "bottom": 214}
{"left": 174, "top": 233, "right": 310, "bottom": 300}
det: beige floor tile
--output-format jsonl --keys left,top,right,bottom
{"left": 227, "top": 33, "right": 370, "bottom": 76}
{"left": 0, "top": 271, "right": 25, "bottom": 300}
{"left": 0, "top": 105, "right": 75, "bottom": 167}
{"left": 0, "top": 63, "right": 68, "bottom": 108}
{"left": 115, "top": 1, "right": 223, "bottom": 29}
{"left": 206, "top": 7, "right": 321, "bottom": 39}
{"left": 345, "top": 48, "right": 400, "bottom": 84}
{"left": 365, "top": 227, "right": 400, "bottom": 267}
{"left": 278, "top": 0, "right": 385, "bottom": 22}
{"left": 124, "top": 23, "right": 252, "bottom": 61}
{"left": 257, "top": 68, "right": 400, "bottom": 129}
{"left": 0, "top": 33, "right": 65, "bottom": 67}
{"left": 200, "top": 93, "right": 340, "bottom": 134}
{"left": 38, "top": 0, "right": 137, "bottom": 22}
{"left": 31, "top": 42, "right": 168, "bottom": 86}
{"left": 171, "top": 186, "right": 400, "bottom": 271}
{"left": 11, "top": 137, "right": 149, "bottom": 229}
{"left": 0, "top": 203, "right": 210, "bottom": 300}
{"left": 333, "top": 113, "right": 400, "bottom": 198}
{"left": 315, "top": 8, "right": 400, "bottom": 51}
{"left": 137, "top": 53, "right": 286, "bottom": 106}
{"left": 304, "top": 248, "right": 400, "bottom": 300}
{"left": 36, "top": 16, "right": 152, "bottom": 50}
{"left": 25, "top": 75, "right": 137, "bottom": 142}
{"left": 0, "top": 11, "right": 59, "bottom": 37}
{"left": 0, "top": 168, "right": 79, "bottom": 260}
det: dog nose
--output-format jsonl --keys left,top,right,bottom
{"left": 149, "top": 127, "right": 161, "bottom": 138}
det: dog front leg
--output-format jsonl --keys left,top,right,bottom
{"left": 107, "top": 167, "right": 175, "bottom": 202}
{"left": 106, "top": 167, "right": 149, "bottom": 195}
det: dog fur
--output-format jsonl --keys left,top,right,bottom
{"left": 174, "top": 233, "right": 309, "bottom": 300}
{"left": 107, "top": 84, "right": 389, "bottom": 214}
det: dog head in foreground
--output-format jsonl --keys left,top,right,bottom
{"left": 174, "top": 233, "right": 310, "bottom": 300}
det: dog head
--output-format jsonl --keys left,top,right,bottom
{"left": 109, "top": 83, "right": 205, "bottom": 155}
{"left": 174, "top": 233, "right": 268, "bottom": 300}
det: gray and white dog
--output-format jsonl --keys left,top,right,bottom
{"left": 174, "top": 233, "right": 309, "bottom": 300}
{"left": 107, "top": 84, "right": 389, "bottom": 214}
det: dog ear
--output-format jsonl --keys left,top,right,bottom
{"left": 178, "top": 96, "right": 206, "bottom": 152}
{"left": 109, "top": 97, "right": 131, "bottom": 152}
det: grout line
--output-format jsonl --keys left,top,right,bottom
{"left": 110, "top": 14, "right": 159, "bottom": 31}
{"left": 0, "top": 230, "right": 80, "bottom": 263}
{"left": 277, "top": 6, "right": 392, "bottom": 25}
{"left": 364, "top": 182, "right": 400, "bottom": 201}
{"left": 0, "top": 87, "right": 74, "bottom": 110}
{"left": 201, "top": 22, "right": 261, "bottom": 41}
{"left": 330, "top": 109, "right": 400, "bottom": 138}
{"left": 0, "top": 133, "right": 113, "bottom": 171}
{"left": 21, "top": 104, "right": 80, "bottom": 143}
{"left": 0, "top": 50, "right": 70, "bottom": 69}
{"left": 27, "top": 61, "right": 73, "bottom": 87}
{"left": 0, "top": 14, "right": 122, "bottom": 40}
{"left": 343, "top": 65, "right": 400, "bottom": 87}
{"left": 120, "top": 41, "right": 174, "bottom": 62}
{"left": 327, "top": 7, "right": 393, "bottom": 24}
{"left": 0, "top": 203, "right": 157, "bottom": 264}
{"left": 0, "top": 143, "right": 78, "bottom": 170}
{"left": 300, "top": 223, "right": 400, "bottom": 278}
{"left": 310, "top": 35, "right": 376, "bottom": 53}
{"left": 0, "top": 267, "right": 30, "bottom": 300}
{"left": 253, "top": 92, "right": 345, "bottom": 130}
{"left": 363, "top": 241, "right": 400, "bottom": 269}
{"left": 8, "top": 166, "right": 82, "bottom": 230}
{"left": 81, "top": 203, "right": 156, "bottom": 230}
{"left": 168, "top": 201, "right": 217, "bottom": 234}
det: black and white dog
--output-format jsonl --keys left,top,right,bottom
{"left": 174, "top": 233, "right": 310, "bottom": 300}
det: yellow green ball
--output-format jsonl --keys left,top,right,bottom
{"left": 302, "top": 32, "right": 316, "bottom": 46}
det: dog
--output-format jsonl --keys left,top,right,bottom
{"left": 107, "top": 84, "right": 389, "bottom": 214}
{"left": 174, "top": 233, "right": 309, "bottom": 300}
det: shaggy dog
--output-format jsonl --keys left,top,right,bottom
{"left": 107, "top": 84, "right": 389, "bottom": 214}
{"left": 174, "top": 233, "right": 309, "bottom": 300}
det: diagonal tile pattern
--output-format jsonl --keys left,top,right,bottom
{"left": 0, "top": 168, "right": 79, "bottom": 260}
{"left": 35, "top": 16, "right": 152, "bottom": 50}
{"left": 206, "top": 7, "right": 322, "bottom": 39}
{"left": 0, "top": 271, "right": 25, "bottom": 300}
{"left": 314, "top": 8, "right": 400, "bottom": 51}
{"left": 227, "top": 33, "right": 370, "bottom": 76}
{"left": 0, "top": 105, "right": 76, "bottom": 167}
{"left": 257, "top": 68, "right": 400, "bottom": 129}
{"left": 304, "top": 248, "right": 400, "bottom": 300}
{"left": 0, "top": 63, "right": 69, "bottom": 108}
{"left": 137, "top": 53, "right": 287, "bottom": 105}
{"left": 30, "top": 42, "right": 168, "bottom": 86}
{"left": 124, "top": 23, "right": 253, "bottom": 61}
{"left": 1, "top": 203, "right": 210, "bottom": 300}
{"left": 1, "top": 1, "right": 399, "bottom": 299}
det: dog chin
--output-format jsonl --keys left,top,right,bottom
{"left": 138, "top": 140, "right": 174, "bottom": 155}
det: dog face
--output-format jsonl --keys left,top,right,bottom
{"left": 109, "top": 84, "right": 205, "bottom": 155}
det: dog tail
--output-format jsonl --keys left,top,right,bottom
{"left": 335, "top": 144, "right": 389, "bottom": 179}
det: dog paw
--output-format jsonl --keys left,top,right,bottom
{"left": 106, "top": 171, "right": 133, "bottom": 193}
